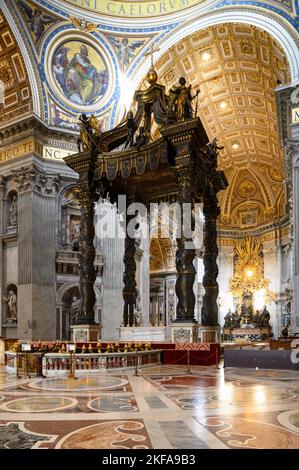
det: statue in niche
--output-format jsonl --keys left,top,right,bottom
{"left": 69, "top": 219, "right": 80, "bottom": 245}
{"left": 169, "top": 77, "right": 199, "bottom": 121}
{"left": 282, "top": 287, "right": 292, "bottom": 327}
{"left": 3, "top": 290, "right": 17, "bottom": 323}
{"left": 224, "top": 309, "right": 233, "bottom": 328}
{"left": 9, "top": 195, "right": 18, "bottom": 226}
{"left": 71, "top": 296, "right": 81, "bottom": 324}
{"left": 281, "top": 321, "right": 290, "bottom": 338}
{"left": 257, "top": 305, "right": 271, "bottom": 327}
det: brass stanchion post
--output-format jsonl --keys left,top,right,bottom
{"left": 187, "top": 349, "right": 191, "bottom": 374}
{"left": 68, "top": 350, "right": 77, "bottom": 379}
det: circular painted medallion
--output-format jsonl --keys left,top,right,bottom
{"left": 237, "top": 180, "right": 257, "bottom": 198}
{"left": 46, "top": 34, "right": 114, "bottom": 113}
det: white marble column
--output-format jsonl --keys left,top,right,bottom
{"left": 291, "top": 144, "right": 299, "bottom": 331}
{"left": 263, "top": 241, "right": 280, "bottom": 337}
{"left": 97, "top": 202, "right": 124, "bottom": 340}
{"left": 217, "top": 246, "right": 234, "bottom": 325}
{"left": 139, "top": 234, "right": 150, "bottom": 326}
{"left": 0, "top": 177, "right": 6, "bottom": 336}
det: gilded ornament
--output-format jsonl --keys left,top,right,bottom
{"left": 241, "top": 42, "right": 254, "bottom": 54}
{"left": 229, "top": 237, "right": 274, "bottom": 303}
{"left": 70, "top": 17, "right": 97, "bottom": 33}
{"left": 268, "top": 167, "right": 283, "bottom": 182}
{"left": 237, "top": 180, "right": 256, "bottom": 198}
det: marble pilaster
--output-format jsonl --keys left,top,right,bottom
{"left": 139, "top": 235, "right": 150, "bottom": 326}
{"left": 0, "top": 177, "right": 6, "bottom": 336}
{"left": 98, "top": 202, "right": 124, "bottom": 340}
{"left": 15, "top": 166, "right": 59, "bottom": 340}
{"left": 291, "top": 144, "right": 299, "bottom": 331}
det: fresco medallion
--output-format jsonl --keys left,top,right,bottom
{"left": 46, "top": 33, "right": 114, "bottom": 112}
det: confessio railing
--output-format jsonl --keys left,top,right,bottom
{"left": 5, "top": 350, "right": 162, "bottom": 377}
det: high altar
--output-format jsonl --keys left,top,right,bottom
{"left": 223, "top": 237, "right": 273, "bottom": 341}
{"left": 64, "top": 64, "right": 228, "bottom": 344}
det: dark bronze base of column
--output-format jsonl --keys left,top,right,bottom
{"left": 173, "top": 318, "right": 197, "bottom": 323}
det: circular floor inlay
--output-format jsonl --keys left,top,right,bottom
{"left": 0, "top": 396, "right": 77, "bottom": 412}
{"left": 55, "top": 421, "right": 148, "bottom": 449}
{"left": 277, "top": 410, "right": 299, "bottom": 434}
{"left": 28, "top": 376, "right": 128, "bottom": 392}
{"left": 210, "top": 386, "right": 296, "bottom": 404}
{"left": 226, "top": 369, "right": 299, "bottom": 381}
{"left": 88, "top": 395, "right": 137, "bottom": 412}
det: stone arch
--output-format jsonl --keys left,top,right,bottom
{"left": 132, "top": 8, "right": 298, "bottom": 87}
{"left": 56, "top": 282, "right": 102, "bottom": 339}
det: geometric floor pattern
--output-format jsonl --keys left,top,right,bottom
{"left": 0, "top": 365, "right": 299, "bottom": 448}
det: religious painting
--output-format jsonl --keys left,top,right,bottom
{"left": 17, "top": 0, "right": 58, "bottom": 44}
{"left": 49, "top": 98, "right": 109, "bottom": 131}
{"left": 52, "top": 41, "right": 109, "bottom": 106}
{"left": 240, "top": 210, "right": 258, "bottom": 228}
{"left": 107, "top": 35, "right": 148, "bottom": 71}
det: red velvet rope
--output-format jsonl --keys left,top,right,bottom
{"left": 189, "top": 349, "right": 219, "bottom": 363}
{"left": 162, "top": 351, "right": 189, "bottom": 365}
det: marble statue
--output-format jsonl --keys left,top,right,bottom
{"left": 69, "top": 219, "right": 80, "bottom": 243}
{"left": 3, "top": 290, "right": 17, "bottom": 323}
{"left": 258, "top": 305, "right": 271, "bottom": 327}
{"left": 9, "top": 195, "right": 18, "bottom": 226}
{"left": 71, "top": 296, "right": 81, "bottom": 324}
{"left": 224, "top": 309, "right": 233, "bottom": 328}
{"left": 134, "top": 309, "right": 142, "bottom": 327}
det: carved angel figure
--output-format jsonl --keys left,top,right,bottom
{"left": 70, "top": 17, "right": 97, "bottom": 33}
{"left": 19, "top": 0, "right": 56, "bottom": 41}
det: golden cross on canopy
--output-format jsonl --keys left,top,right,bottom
{"left": 145, "top": 44, "right": 160, "bottom": 68}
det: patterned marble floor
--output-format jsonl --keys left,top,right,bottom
{"left": 0, "top": 364, "right": 299, "bottom": 449}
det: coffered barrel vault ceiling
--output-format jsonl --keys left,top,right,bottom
{"left": 0, "top": 11, "right": 32, "bottom": 127}
{"left": 152, "top": 24, "right": 290, "bottom": 230}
